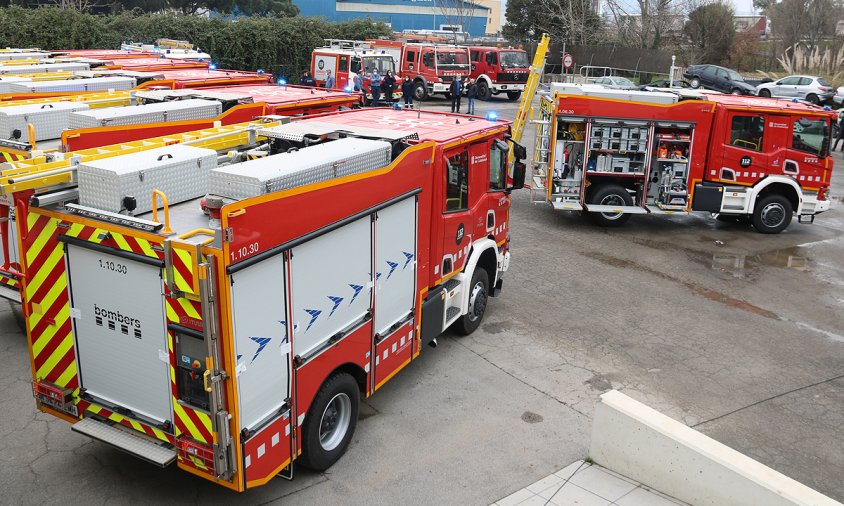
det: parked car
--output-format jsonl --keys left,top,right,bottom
{"left": 755, "top": 75, "right": 835, "bottom": 104}
{"left": 832, "top": 86, "right": 844, "bottom": 106}
{"left": 639, "top": 79, "right": 690, "bottom": 90}
{"left": 592, "top": 76, "right": 637, "bottom": 90}
{"left": 682, "top": 64, "right": 756, "bottom": 95}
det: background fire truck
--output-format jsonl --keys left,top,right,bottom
{"left": 532, "top": 85, "right": 834, "bottom": 233}
{"left": 8, "top": 107, "right": 525, "bottom": 490}
{"left": 373, "top": 40, "right": 470, "bottom": 101}
{"left": 469, "top": 46, "right": 530, "bottom": 101}
{"left": 311, "top": 40, "right": 401, "bottom": 104}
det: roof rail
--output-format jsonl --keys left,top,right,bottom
{"left": 323, "top": 39, "right": 373, "bottom": 50}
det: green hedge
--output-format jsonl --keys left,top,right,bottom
{"left": 0, "top": 7, "right": 393, "bottom": 79}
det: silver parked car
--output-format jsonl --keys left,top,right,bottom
{"left": 592, "top": 76, "right": 637, "bottom": 90}
{"left": 755, "top": 75, "right": 835, "bottom": 104}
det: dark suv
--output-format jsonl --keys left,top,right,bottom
{"left": 683, "top": 64, "right": 756, "bottom": 95}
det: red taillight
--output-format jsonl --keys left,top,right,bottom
{"left": 177, "top": 437, "right": 215, "bottom": 474}
{"left": 818, "top": 187, "right": 828, "bottom": 201}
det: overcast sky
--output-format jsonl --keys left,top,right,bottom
{"left": 499, "top": 0, "right": 758, "bottom": 21}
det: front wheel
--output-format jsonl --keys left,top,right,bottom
{"left": 413, "top": 81, "right": 428, "bottom": 101}
{"left": 587, "top": 184, "right": 633, "bottom": 227}
{"left": 758, "top": 89, "right": 771, "bottom": 98}
{"left": 477, "top": 80, "right": 492, "bottom": 100}
{"left": 752, "top": 194, "right": 792, "bottom": 234}
{"left": 690, "top": 77, "right": 700, "bottom": 88}
{"left": 731, "top": 88, "right": 742, "bottom": 95}
{"left": 507, "top": 91, "right": 521, "bottom": 101}
{"left": 300, "top": 373, "right": 360, "bottom": 471}
{"left": 456, "top": 267, "right": 489, "bottom": 335}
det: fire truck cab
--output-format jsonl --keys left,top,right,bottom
{"left": 374, "top": 40, "right": 471, "bottom": 101}
{"left": 311, "top": 40, "right": 400, "bottom": 103}
{"left": 469, "top": 46, "right": 530, "bottom": 101}
{"left": 13, "top": 108, "right": 525, "bottom": 490}
{"left": 534, "top": 85, "right": 834, "bottom": 233}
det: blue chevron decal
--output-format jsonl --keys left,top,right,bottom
{"left": 304, "top": 309, "right": 322, "bottom": 332}
{"left": 385, "top": 261, "right": 398, "bottom": 279}
{"left": 348, "top": 284, "right": 364, "bottom": 305}
{"left": 327, "top": 296, "right": 344, "bottom": 317}
{"left": 403, "top": 251, "right": 414, "bottom": 269}
{"left": 249, "top": 337, "right": 271, "bottom": 363}
{"left": 278, "top": 320, "right": 299, "bottom": 332}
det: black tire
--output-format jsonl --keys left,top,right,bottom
{"left": 456, "top": 267, "right": 489, "bottom": 335}
{"left": 477, "top": 80, "right": 492, "bottom": 100}
{"left": 806, "top": 93, "right": 819, "bottom": 105}
{"left": 507, "top": 91, "right": 521, "bottom": 101}
{"left": 752, "top": 194, "right": 792, "bottom": 234}
{"left": 690, "top": 77, "right": 700, "bottom": 89}
{"left": 731, "top": 88, "right": 742, "bottom": 95}
{"left": 413, "top": 81, "right": 428, "bottom": 101}
{"left": 299, "top": 373, "right": 360, "bottom": 471}
{"left": 587, "top": 184, "right": 633, "bottom": 227}
{"left": 758, "top": 89, "right": 771, "bottom": 98}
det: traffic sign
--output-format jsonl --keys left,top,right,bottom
{"left": 562, "top": 54, "right": 574, "bottom": 69}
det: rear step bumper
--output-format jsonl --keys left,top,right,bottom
{"left": 72, "top": 417, "right": 176, "bottom": 467}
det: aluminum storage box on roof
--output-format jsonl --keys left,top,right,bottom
{"left": 68, "top": 99, "right": 222, "bottom": 129}
{"left": 208, "top": 138, "right": 392, "bottom": 200}
{"left": 77, "top": 145, "right": 218, "bottom": 215}
{"left": 0, "top": 76, "right": 31, "bottom": 94}
{"left": 0, "top": 52, "right": 49, "bottom": 61}
{"left": 0, "top": 62, "right": 90, "bottom": 75}
{"left": 6, "top": 76, "right": 136, "bottom": 93}
{"left": 0, "top": 102, "right": 90, "bottom": 142}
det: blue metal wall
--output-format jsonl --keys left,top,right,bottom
{"left": 292, "top": 0, "right": 489, "bottom": 35}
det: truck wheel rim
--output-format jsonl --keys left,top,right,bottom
{"left": 599, "top": 194, "right": 625, "bottom": 220}
{"left": 760, "top": 202, "right": 786, "bottom": 228}
{"left": 319, "top": 393, "right": 351, "bottom": 451}
{"left": 468, "top": 281, "right": 487, "bottom": 322}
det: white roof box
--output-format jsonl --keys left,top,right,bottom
{"left": 550, "top": 82, "right": 678, "bottom": 105}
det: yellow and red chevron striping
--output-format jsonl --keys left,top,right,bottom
{"left": 83, "top": 403, "right": 174, "bottom": 444}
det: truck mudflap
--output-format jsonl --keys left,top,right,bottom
{"left": 72, "top": 417, "right": 177, "bottom": 467}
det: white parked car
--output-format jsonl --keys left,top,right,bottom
{"left": 592, "top": 76, "right": 637, "bottom": 90}
{"left": 755, "top": 75, "right": 835, "bottom": 105}
{"left": 834, "top": 86, "right": 844, "bottom": 106}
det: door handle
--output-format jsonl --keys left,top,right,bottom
{"left": 203, "top": 370, "right": 212, "bottom": 393}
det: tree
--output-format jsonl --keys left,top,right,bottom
{"left": 502, "top": 0, "right": 543, "bottom": 42}
{"left": 435, "top": 0, "right": 478, "bottom": 37}
{"left": 604, "top": 0, "right": 678, "bottom": 48}
{"left": 503, "top": 0, "right": 602, "bottom": 44}
{"left": 767, "top": 0, "right": 833, "bottom": 51}
{"left": 235, "top": 0, "right": 298, "bottom": 16}
{"left": 684, "top": 1, "right": 735, "bottom": 64}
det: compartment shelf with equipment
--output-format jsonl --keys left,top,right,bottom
{"left": 585, "top": 120, "right": 650, "bottom": 177}
{"left": 646, "top": 123, "right": 694, "bottom": 210}
{"left": 549, "top": 118, "right": 587, "bottom": 208}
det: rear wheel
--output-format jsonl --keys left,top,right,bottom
{"left": 587, "top": 184, "right": 633, "bottom": 227}
{"left": 758, "top": 89, "right": 771, "bottom": 98}
{"left": 752, "top": 194, "right": 792, "bottom": 234}
{"left": 507, "top": 91, "right": 521, "bottom": 101}
{"left": 413, "top": 81, "right": 428, "bottom": 101}
{"left": 300, "top": 373, "right": 360, "bottom": 471}
{"left": 806, "top": 93, "right": 819, "bottom": 105}
{"left": 690, "top": 77, "right": 700, "bottom": 88}
{"left": 456, "top": 267, "right": 489, "bottom": 335}
{"left": 477, "top": 80, "right": 492, "bottom": 100}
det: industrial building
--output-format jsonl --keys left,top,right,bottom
{"left": 292, "top": 0, "right": 494, "bottom": 36}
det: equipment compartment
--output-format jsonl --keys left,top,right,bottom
{"left": 647, "top": 123, "right": 694, "bottom": 209}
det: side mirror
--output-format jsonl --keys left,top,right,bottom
{"left": 507, "top": 161, "right": 526, "bottom": 193}
{"left": 513, "top": 142, "right": 527, "bottom": 160}
{"left": 821, "top": 135, "right": 830, "bottom": 158}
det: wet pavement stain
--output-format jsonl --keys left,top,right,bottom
{"left": 482, "top": 321, "right": 513, "bottom": 335}
{"left": 359, "top": 402, "right": 378, "bottom": 420}
{"left": 586, "top": 251, "right": 781, "bottom": 320}
{"left": 521, "top": 411, "right": 544, "bottom": 424}
{"left": 584, "top": 373, "right": 613, "bottom": 392}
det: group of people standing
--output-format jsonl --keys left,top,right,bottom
{"left": 299, "top": 69, "right": 479, "bottom": 114}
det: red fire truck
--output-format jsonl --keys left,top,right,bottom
{"left": 469, "top": 46, "right": 530, "bottom": 101}
{"left": 373, "top": 40, "right": 471, "bottom": 101}
{"left": 8, "top": 107, "right": 525, "bottom": 490}
{"left": 533, "top": 85, "right": 834, "bottom": 233}
{"left": 311, "top": 39, "right": 401, "bottom": 104}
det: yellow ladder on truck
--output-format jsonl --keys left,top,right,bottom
{"left": 511, "top": 33, "right": 550, "bottom": 145}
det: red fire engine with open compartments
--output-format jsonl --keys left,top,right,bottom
{"left": 533, "top": 85, "right": 834, "bottom": 233}
{"left": 5, "top": 107, "right": 525, "bottom": 490}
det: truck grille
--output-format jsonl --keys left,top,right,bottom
{"left": 440, "top": 76, "right": 455, "bottom": 83}
{"left": 498, "top": 72, "right": 529, "bottom": 83}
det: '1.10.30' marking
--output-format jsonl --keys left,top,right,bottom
{"left": 99, "top": 259, "right": 127, "bottom": 274}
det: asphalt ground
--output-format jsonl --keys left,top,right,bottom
{"left": 1, "top": 93, "right": 842, "bottom": 504}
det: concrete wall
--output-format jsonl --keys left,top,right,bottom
{"left": 591, "top": 390, "right": 843, "bottom": 506}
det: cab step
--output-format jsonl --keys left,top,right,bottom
{"left": 72, "top": 417, "right": 176, "bottom": 468}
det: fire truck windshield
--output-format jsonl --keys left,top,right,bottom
{"left": 436, "top": 50, "right": 469, "bottom": 69}
{"left": 358, "top": 56, "right": 394, "bottom": 75}
{"left": 500, "top": 51, "right": 529, "bottom": 68}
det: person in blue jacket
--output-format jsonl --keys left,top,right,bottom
{"left": 324, "top": 69, "right": 335, "bottom": 90}
{"left": 370, "top": 69, "right": 382, "bottom": 106}
{"left": 450, "top": 75, "right": 463, "bottom": 113}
